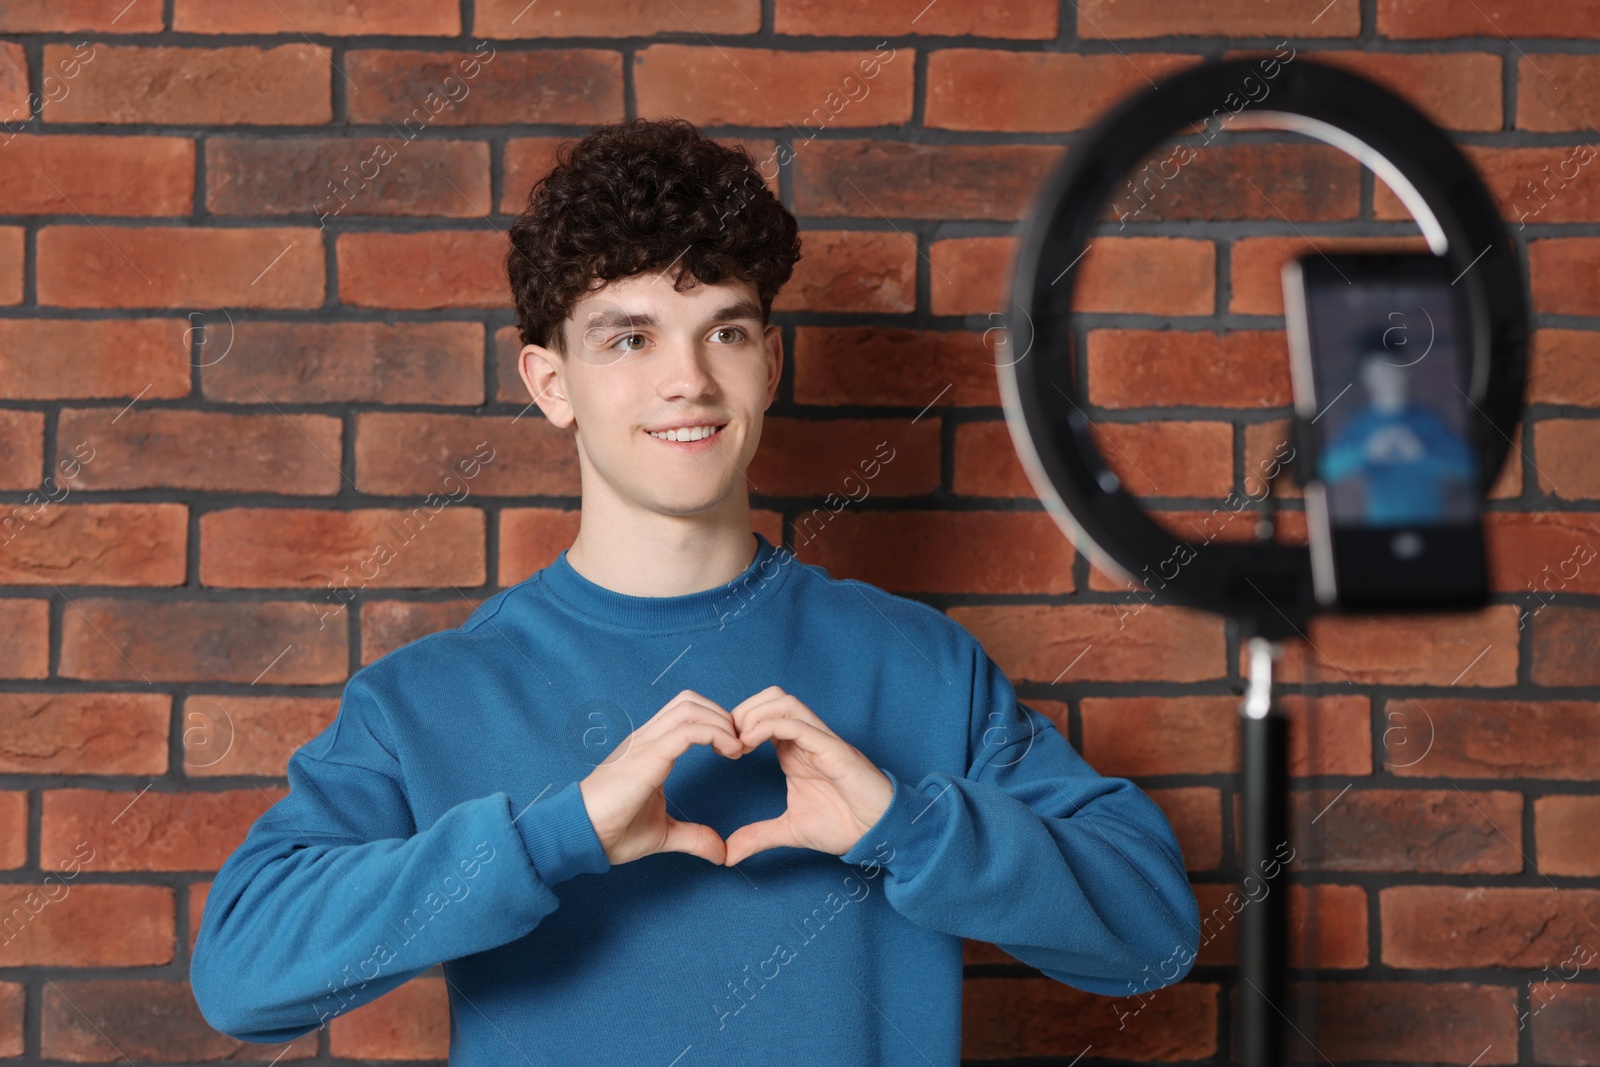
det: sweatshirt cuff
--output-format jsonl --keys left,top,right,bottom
{"left": 839, "top": 765, "right": 944, "bottom": 875}
{"left": 513, "top": 779, "right": 611, "bottom": 886}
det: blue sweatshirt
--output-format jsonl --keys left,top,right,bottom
{"left": 190, "top": 531, "right": 1200, "bottom": 1064}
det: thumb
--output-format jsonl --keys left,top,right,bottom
{"left": 659, "top": 818, "right": 728, "bottom": 865}
{"left": 723, "top": 815, "right": 797, "bottom": 867}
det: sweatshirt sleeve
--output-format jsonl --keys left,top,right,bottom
{"left": 189, "top": 670, "right": 611, "bottom": 1043}
{"left": 838, "top": 633, "right": 1201, "bottom": 997}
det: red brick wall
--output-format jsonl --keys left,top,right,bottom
{"left": 2, "top": 0, "right": 1598, "bottom": 1062}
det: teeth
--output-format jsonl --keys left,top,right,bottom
{"left": 649, "top": 424, "right": 721, "bottom": 442}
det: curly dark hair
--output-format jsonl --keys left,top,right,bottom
{"left": 506, "top": 117, "right": 803, "bottom": 353}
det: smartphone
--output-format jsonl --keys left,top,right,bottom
{"left": 1282, "top": 252, "right": 1489, "bottom": 611}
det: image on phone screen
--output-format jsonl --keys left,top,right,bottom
{"left": 1305, "top": 277, "right": 1480, "bottom": 527}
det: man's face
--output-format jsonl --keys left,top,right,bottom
{"left": 518, "top": 271, "right": 781, "bottom": 520}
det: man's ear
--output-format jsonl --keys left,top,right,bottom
{"left": 519, "top": 342, "right": 575, "bottom": 429}
{"left": 763, "top": 323, "right": 783, "bottom": 411}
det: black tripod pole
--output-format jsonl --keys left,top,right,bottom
{"left": 1239, "top": 635, "right": 1290, "bottom": 1067}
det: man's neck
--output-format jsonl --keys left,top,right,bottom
{"left": 564, "top": 516, "right": 760, "bottom": 598}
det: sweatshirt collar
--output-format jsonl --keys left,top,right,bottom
{"left": 537, "top": 531, "right": 792, "bottom": 633}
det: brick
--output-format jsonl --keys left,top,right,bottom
{"left": 479, "top": 0, "right": 757, "bottom": 35}
{"left": 0, "top": 412, "right": 42, "bottom": 489}
{"left": 1228, "top": 981, "right": 1517, "bottom": 1065}
{"left": 356, "top": 413, "right": 558, "bottom": 497}
{"left": 41, "top": 979, "right": 317, "bottom": 1060}
{"left": 1081, "top": 696, "right": 1239, "bottom": 776}
{"left": 1308, "top": 51, "right": 1502, "bottom": 132}
{"left": 338, "top": 231, "right": 507, "bottom": 308}
{"left": 751, "top": 418, "right": 938, "bottom": 499}
{"left": 950, "top": 604, "right": 1228, "bottom": 683}
{"left": 0, "top": 792, "right": 25, "bottom": 869}
{"left": 46, "top": 44, "right": 331, "bottom": 124}
{"left": 795, "top": 511, "right": 1074, "bottom": 595}
{"left": 0, "top": 43, "right": 26, "bottom": 120}
{"left": 1087, "top": 330, "right": 1292, "bottom": 409}
{"left": 635, "top": 45, "right": 912, "bottom": 129}
{"left": 965, "top": 976, "right": 1217, "bottom": 1060}
{"left": 204, "top": 321, "right": 484, "bottom": 405}
{"left": 927, "top": 52, "right": 1200, "bottom": 132}
{"left": 1530, "top": 238, "right": 1600, "bottom": 314}
{"left": 0, "top": 692, "right": 169, "bottom": 774}
{"left": 0, "top": 982, "right": 16, "bottom": 1057}
{"left": 0, "top": 884, "right": 172, "bottom": 966}
{"left": 362, "top": 597, "right": 485, "bottom": 663}
{"left": 1533, "top": 608, "right": 1600, "bottom": 688}
{"left": 1145, "top": 786, "right": 1222, "bottom": 870}
{"left": 1192, "top": 883, "right": 1368, "bottom": 970}
{"left": 1081, "top": 1, "right": 1357, "bottom": 36}
{"left": 207, "top": 137, "right": 490, "bottom": 221}
{"left": 1530, "top": 330, "right": 1600, "bottom": 406}
{"left": 1534, "top": 420, "right": 1600, "bottom": 500}
{"left": 0, "top": 226, "right": 20, "bottom": 304}
{"left": 37, "top": 225, "right": 325, "bottom": 309}
{"left": 55, "top": 408, "right": 342, "bottom": 494}
{"left": 501, "top": 137, "right": 566, "bottom": 214}
{"left": 951, "top": 420, "right": 1038, "bottom": 499}
{"left": 1242, "top": 419, "right": 1303, "bottom": 501}
{"left": 1534, "top": 984, "right": 1600, "bottom": 1065}
{"left": 199, "top": 507, "right": 488, "bottom": 589}
{"left": 179, "top": 694, "right": 338, "bottom": 777}
{"left": 1105, "top": 144, "right": 1360, "bottom": 225}
{"left": 1518, "top": 54, "right": 1600, "bottom": 131}
{"left": 1377, "top": 145, "right": 1600, "bottom": 225}
{"left": 40, "top": 788, "right": 283, "bottom": 872}
{"left": 1382, "top": 886, "right": 1600, "bottom": 969}
{"left": 1384, "top": 698, "right": 1600, "bottom": 779}
{"left": 1489, "top": 512, "right": 1600, "bottom": 605}
{"left": 1091, "top": 420, "right": 1234, "bottom": 499}
{"left": 174, "top": 0, "right": 460, "bottom": 34}
{"left": 0, "top": 598, "right": 49, "bottom": 679}
{"left": 1535, "top": 795, "right": 1600, "bottom": 876}
{"left": 775, "top": 0, "right": 1056, "bottom": 38}
{"left": 0, "top": 1, "right": 164, "bottom": 31}
{"left": 1380, "top": 0, "right": 1600, "bottom": 39}
{"left": 1229, "top": 235, "right": 1431, "bottom": 315}
{"left": 0, "top": 503, "right": 186, "bottom": 586}
{"left": 57, "top": 599, "right": 347, "bottom": 684}
{"left": 930, "top": 235, "right": 1215, "bottom": 317}
{"left": 497, "top": 509, "right": 583, "bottom": 589}
{"left": 772, "top": 231, "right": 915, "bottom": 314}
{"left": 0, "top": 319, "right": 191, "bottom": 399}
{"left": 1289, "top": 787, "right": 1523, "bottom": 873}
{"left": 791, "top": 139, "right": 1061, "bottom": 220}
{"left": 1282, "top": 694, "right": 1373, "bottom": 776}
{"left": 0, "top": 135, "right": 194, "bottom": 215}
{"left": 328, "top": 976, "right": 450, "bottom": 1060}
{"left": 793, "top": 326, "right": 1000, "bottom": 407}
{"left": 347, "top": 48, "right": 622, "bottom": 127}
{"left": 1273, "top": 606, "right": 1520, "bottom": 686}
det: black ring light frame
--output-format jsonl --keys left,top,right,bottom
{"left": 1000, "top": 58, "right": 1529, "bottom": 1067}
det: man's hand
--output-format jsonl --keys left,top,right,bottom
{"left": 722, "top": 686, "right": 894, "bottom": 867}
{"left": 578, "top": 690, "right": 743, "bottom": 867}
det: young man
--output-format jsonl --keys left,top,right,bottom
{"left": 191, "top": 117, "right": 1201, "bottom": 1064}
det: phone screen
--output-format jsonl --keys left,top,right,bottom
{"left": 1284, "top": 252, "right": 1489, "bottom": 610}
{"left": 1302, "top": 272, "right": 1480, "bottom": 529}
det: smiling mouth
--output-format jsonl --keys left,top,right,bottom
{"left": 646, "top": 424, "right": 727, "bottom": 443}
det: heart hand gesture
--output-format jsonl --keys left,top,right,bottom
{"left": 722, "top": 686, "right": 894, "bottom": 867}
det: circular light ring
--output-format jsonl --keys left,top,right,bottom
{"left": 1002, "top": 57, "right": 1528, "bottom": 637}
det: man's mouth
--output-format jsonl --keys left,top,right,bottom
{"left": 646, "top": 423, "right": 726, "bottom": 443}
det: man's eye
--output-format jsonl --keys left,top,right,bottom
{"left": 612, "top": 334, "right": 647, "bottom": 352}
{"left": 713, "top": 327, "right": 746, "bottom": 343}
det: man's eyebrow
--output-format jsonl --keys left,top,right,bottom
{"left": 580, "top": 299, "right": 764, "bottom": 333}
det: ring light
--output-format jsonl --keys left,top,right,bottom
{"left": 1001, "top": 57, "right": 1529, "bottom": 641}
